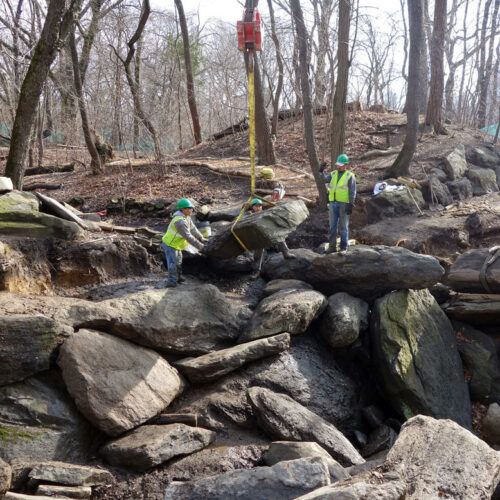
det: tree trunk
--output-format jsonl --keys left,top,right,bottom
{"left": 69, "top": 31, "right": 103, "bottom": 175}
{"left": 5, "top": 0, "right": 84, "bottom": 189}
{"left": 330, "top": 0, "right": 351, "bottom": 164}
{"left": 112, "top": 30, "right": 123, "bottom": 149}
{"left": 386, "top": 0, "right": 424, "bottom": 178}
{"left": 174, "top": 0, "right": 202, "bottom": 144}
{"left": 290, "top": 0, "right": 328, "bottom": 208}
{"left": 426, "top": 0, "right": 448, "bottom": 134}
{"left": 313, "top": 0, "right": 334, "bottom": 107}
{"left": 133, "top": 36, "right": 142, "bottom": 157}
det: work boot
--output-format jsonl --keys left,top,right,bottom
{"left": 339, "top": 248, "right": 348, "bottom": 255}
{"left": 178, "top": 275, "right": 186, "bottom": 283}
{"left": 326, "top": 244, "right": 337, "bottom": 254}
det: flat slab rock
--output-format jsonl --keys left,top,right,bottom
{"left": 174, "top": 333, "right": 291, "bottom": 384}
{"left": 100, "top": 424, "right": 215, "bottom": 471}
{"left": 28, "top": 461, "right": 112, "bottom": 486}
{"left": 248, "top": 386, "right": 364, "bottom": 466}
{"left": 383, "top": 415, "right": 500, "bottom": 499}
{"left": 163, "top": 457, "right": 331, "bottom": 500}
{"left": 261, "top": 279, "right": 313, "bottom": 297}
{"left": 306, "top": 245, "right": 444, "bottom": 300}
{"left": 57, "top": 329, "right": 184, "bottom": 436}
{"left": 37, "top": 485, "right": 91, "bottom": 499}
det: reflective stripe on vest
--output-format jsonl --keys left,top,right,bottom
{"left": 329, "top": 170, "right": 352, "bottom": 203}
{"left": 162, "top": 215, "right": 190, "bottom": 250}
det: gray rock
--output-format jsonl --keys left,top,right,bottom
{"left": 384, "top": 414, "right": 500, "bottom": 499}
{"left": 262, "top": 279, "right": 313, "bottom": 297}
{"left": 446, "top": 177, "right": 473, "bottom": 200}
{"left": 239, "top": 289, "right": 327, "bottom": 343}
{"left": 0, "top": 191, "right": 38, "bottom": 211}
{"left": 163, "top": 457, "right": 331, "bottom": 500}
{"left": 206, "top": 200, "right": 309, "bottom": 259}
{"left": 0, "top": 371, "right": 93, "bottom": 464}
{"left": 444, "top": 144, "right": 468, "bottom": 180}
{"left": 371, "top": 289, "right": 471, "bottom": 428}
{"left": 294, "top": 471, "right": 406, "bottom": 499}
{"left": 0, "top": 316, "right": 72, "bottom": 385}
{"left": 443, "top": 294, "right": 500, "bottom": 327}
{"left": 57, "top": 329, "right": 184, "bottom": 436}
{"left": 483, "top": 403, "right": 500, "bottom": 445}
{"left": 263, "top": 441, "right": 349, "bottom": 482}
{"left": 467, "top": 146, "right": 500, "bottom": 169}
{"left": 423, "top": 174, "right": 453, "bottom": 206}
{"left": 0, "top": 457, "right": 11, "bottom": 498}
{"left": 248, "top": 387, "right": 364, "bottom": 466}
{"left": 454, "top": 321, "right": 500, "bottom": 404}
{"left": 29, "top": 462, "right": 112, "bottom": 486}
{"left": 0, "top": 177, "right": 13, "bottom": 193}
{"left": 61, "top": 286, "right": 243, "bottom": 355}
{"left": 37, "top": 485, "right": 91, "bottom": 498}
{"left": 306, "top": 245, "right": 444, "bottom": 301}
{"left": 320, "top": 293, "right": 369, "bottom": 348}
{"left": 365, "top": 187, "right": 425, "bottom": 221}
{"left": 100, "top": 424, "right": 215, "bottom": 471}
{"left": 467, "top": 167, "right": 499, "bottom": 195}
{"left": 361, "top": 425, "right": 397, "bottom": 458}
{"left": 174, "top": 333, "right": 290, "bottom": 384}
{"left": 262, "top": 248, "right": 319, "bottom": 281}
{"left": 430, "top": 167, "right": 447, "bottom": 182}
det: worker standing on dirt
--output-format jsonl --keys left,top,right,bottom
{"left": 246, "top": 198, "right": 295, "bottom": 276}
{"left": 320, "top": 154, "right": 356, "bottom": 254}
{"left": 162, "top": 198, "right": 207, "bottom": 288}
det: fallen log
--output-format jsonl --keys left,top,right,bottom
{"left": 359, "top": 147, "right": 401, "bottom": 160}
{"left": 25, "top": 162, "right": 75, "bottom": 176}
{"left": 23, "top": 182, "right": 62, "bottom": 191}
{"left": 99, "top": 223, "right": 136, "bottom": 234}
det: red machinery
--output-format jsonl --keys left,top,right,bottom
{"left": 237, "top": 8, "right": 262, "bottom": 52}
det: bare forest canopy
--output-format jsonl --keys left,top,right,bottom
{"left": 0, "top": 0, "right": 498, "bottom": 189}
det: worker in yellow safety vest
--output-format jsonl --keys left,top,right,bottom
{"left": 162, "top": 198, "right": 207, "bottom": 287}
{"left": 319, "top": 154, "right": 356, "bottom": 254}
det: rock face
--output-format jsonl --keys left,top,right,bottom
{"left": 467, "top": 146, "right": 500, "bottom": 169}
{"left": 174, "top": 333, "right": 290, "bottom": 384}
{"left": 263, "top": 442, "right": 348, "bottom": 482}
{"left": 446, "top": 177, "right": 473, "bottom": 200}
{"left": 483, "top": 403, "right": 500, "bottom": 445}
{"left": 262, "top": 248, "right": 319, "bottom": 281}
{"left": 320, "top": 293, "right": 369, "bottom": 348}
{"left": 206, "top": 200, "right": 309, "bottom": 259}
{"left": 384, "top": 415, "right": 500, "bottom": 499}
{"left": 163, "top": 457, "right": 331, "bottom": 500}
{"left": 0, "top": 371, "right": 93, "bottom": 464}
{"left": 28, "top": 461, "right": 113, "bottom": 486}
{"left": 467, "top": 167, "right": 499, "bottom": 195}
{"left": 371, "top": 289, "right": 471, "bottom": 428}
{"left": 444, "top": 144, "right": 468, "bottom": 180}
{"left": 62, "top": 286, "right": 243, "bottom": 355}
{"left": 262, "top": 279, "right": 313, "bottom": 297}
{"left": 100, "top": 424, "right": 215, "bottom": 471}
{"left": 454, "top": 321, "right": 500, "bottom": 404}
{"left": 239, "top": 289, "right": 327, "bottom": 343}
{"left": 0, "top": 457, "right": 11, "bottom": 498}
{"left": 365, "top": 187, "right": 425, "bottom": 221}
{"left": 248, "top": 387, "right": 364, "bottom": 466}
{"left": 57, "top": 329, "right": 184, "bottom": 436}
{"left": 0, "top": 315, "right": 72, "bottom": 385}
{"left": 306, "top": 245, "right": 444, "bottom": 300}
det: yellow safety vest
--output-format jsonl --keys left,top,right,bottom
{"left": 329, "top": 170, "right": 353, "bottom": 203}
{"left": 162, "top": 215, "right": 191, "bottom": 250}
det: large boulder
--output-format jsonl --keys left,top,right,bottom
{"left": 61, "top": 285, "right": 244, "bottom": 355}
{"left": 383, "top": 414, "right": 500, "bottom": 499}
{"left": 164, "top": 457, "right": 331, "bottom": 500}
{"left": 371, "top": 289, "right": 471, "bottom": 428}
{"left": 0, "top": 210, "right": 82, "bottom": 239}
{"left": 466, "top": 167, "right": 499, "bottom": 195}
{"left": 174, "top": 333, "right": 290, "bottom": 384}
{"left": 262, "top": 248, "right": 319, "bottom": 281}
{"left": 446, "top": 177, "right": 473, "bottom": 200}
{"left": 467, "top": 146, "right": 500, "bottom": 169}
{"left": 0, "top": 457, "right": 11, "bottom": 498}
{"left": 239, "top": 289, "right": 327, "bottom": 343}
{"left": 443, "top": 144, "right": 468, "bottom": 180}
{"left": 100, "top": 424, "right": 215, "bottom": 471}
{"left": 0, "top": 371, "right": 93, "bottom": 464}
{"left": 28, "top": 461, "right": 112, "bottom": 486}
{"left": 0, "top": 191, "right": 38, "bottom": 211}
{"left": 319, "top": 293, "right": 369, "bottom": 348}
{"left": 364, "top": 187, "right": 425, "bottom": 222}
{"left": 248, "top": 387, "right": 364, "bottom": 466}
{"left": 57, "top": 329, "right": 184, "bottom": 436}
{"left": 206, "top": 200, "right": 309, "bottom": 259}
{"left": 306, "top": 245, "right": 444, "bottom": 300}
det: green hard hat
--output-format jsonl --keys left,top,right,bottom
{"left": 177, "top": 198, "right": 195, "bottom": 209}
{"left": 336, "top": 154, "right": 349, "bottom": 164}
{"left": 250, "top": 198, "right": 263, "bottom": 206}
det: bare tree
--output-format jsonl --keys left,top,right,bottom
{"left": 386, "top": 0, "right": 424, "bottom": 178}
{"left": 5, "top": 0, "right": 84, "bottom": 189}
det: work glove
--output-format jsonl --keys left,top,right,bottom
{"left": 345, "top": 204, "right": 353, "bottom": 215}
{"left": 319, "top": 162, "right": 327, "bottom": 173}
